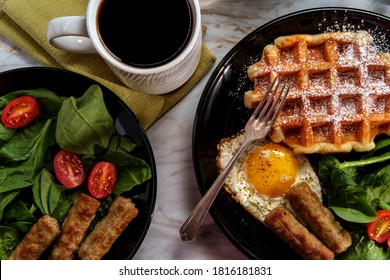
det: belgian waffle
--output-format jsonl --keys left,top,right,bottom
{"left": 245, "top": 31, "right": 390, "bottom": 154}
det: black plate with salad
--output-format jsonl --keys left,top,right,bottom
{"left": 0, "top": 67, "right": 157, "bottom": 260}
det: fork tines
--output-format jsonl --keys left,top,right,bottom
{"left": 251, "top": 76, "right": 290, "bottom": 124}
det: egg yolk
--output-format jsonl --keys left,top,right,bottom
{"left": 245, "top": 142, "right": 298, "bottom": 197}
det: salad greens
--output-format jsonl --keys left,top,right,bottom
{"left": 0, "top": 226, "right": 19, "bottom": 260}
{"left": 55, "top": 85, "right": 115, "bottom": 154}
{"left": 315, "top": 135, "right": 390, "bottom": 259}
{"left": 0, "top": 85, "right": 152, "bottom": 259}
{"left": 337, "top": 234, "right": 390, "bottom": 260}
{"left": 0, "top": 119, "right": 54, "bottom": 193}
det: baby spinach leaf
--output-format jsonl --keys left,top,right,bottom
{"left": 32, "top": 168, "right": 68, "bottom": 216}
{"left": 5, "top": 221, "right": 34, "bottom": 237}
{"left": 0, "top": 226, "right": 19, "bottom": 260}
{"left": 0, "top": 190, "right": 20, "bottom": 221}
{"left": 49, "top": 180, "right": 68, "bottom": 215}
{"left": 330, "top": 168, "right": 358, "bottom": 189}
{"left": 104, "top": 135, "right": 137, "bottom": 162}
{"left": 0, "top": 119, "right": 53, "bottom": 193}
{"left": 0, "top": 120, "right": 53, "bottom": 162}
{"left": 0, "top": 123, "right": 15, "bottom": 144}
{"left": 114, "top": 161, "right": 152, "bottom": 195}
{"left": 327, "top": 185, "right": 377, "bottom": 223}
{"left": 2, "top": 198, "right": 37, "bottom": 235}
{"left": 32, "top": 169, "right": 49, "bottom": 214}
{"left": 103, "top": 135, "right": 138, "bottom": 166}
{"left": 3, "top": 199, "right": 36, "bottom": 225}
{"left": 55, "top": 85, "right": 115, "bottom": 154}
{"left": 51, "top": 193, "right": 73, "bottom": 223}
{"left": 317, "top": 155, "right": 341, "bottom": 186}
{"left": 371, "top": 164, "right": 390, "bottom": 187}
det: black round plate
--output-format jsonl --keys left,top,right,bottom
{"left": 0, "top": 67, "right": 157, "bottom": 260}
{"left": 193, "top": 7, "right": 390, "bottom": 259}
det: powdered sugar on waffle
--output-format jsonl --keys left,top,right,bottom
{"left": 245, "top": 31, "right": 390, "bottom": 154}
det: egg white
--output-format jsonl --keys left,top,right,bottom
{"left": 216, "top": 130, "right": 322, "bottom": 223}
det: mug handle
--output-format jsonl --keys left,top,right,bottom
{"left": 47, "top": 16, "right": 96, "bottom": 53}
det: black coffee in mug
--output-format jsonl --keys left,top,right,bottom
{"left": 98, "top": 0, "right": 193, "bottom": 68}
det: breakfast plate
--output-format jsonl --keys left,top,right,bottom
{"left": 192, "top": 7, "right": 390, "bottom": 259}
{"left": 0, "top": 67, "right": 157, "bottom": 260}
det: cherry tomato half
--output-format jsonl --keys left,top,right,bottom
{"left": 88, "top": 161, "right": 117, "bottom": 199}
{"left": 1, "top": 96, "right": 40, "bottom": 128}
{"left": 367, "top": 210, "right": 390, "bottom": 243}
{"left": 54, "top": 150, "right": 85, "bottom": 189}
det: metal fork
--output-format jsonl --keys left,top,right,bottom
{"left": 179, "top": 76, "right": 290, "bottom": 241}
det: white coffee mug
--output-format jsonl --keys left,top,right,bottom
{"left": 47, "top": 0, "right": 202, "bottom": 95}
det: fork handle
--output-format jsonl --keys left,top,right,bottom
{"left": 179, "top": 140, "right": 251, "bottom": 241}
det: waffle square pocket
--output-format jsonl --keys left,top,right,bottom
{"left": 245, "top": 31, "right": 390, "bottom": 154}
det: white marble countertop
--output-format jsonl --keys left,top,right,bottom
{"left": 1, "top": 0, "right": 390, "bottom": 260}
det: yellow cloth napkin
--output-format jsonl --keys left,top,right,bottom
{"left": 0, "top": 0, "right": 216, "bottom": 129}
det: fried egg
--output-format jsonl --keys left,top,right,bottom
{"left": 216, "top": 130, "right": 322, "bottom": 223}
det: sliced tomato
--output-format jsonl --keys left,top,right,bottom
{"left": 367, "top": 210, "right": 390, "bottom": 243}
{"left": 54, "top": 150, "right": 85, "bottom": 188}
{"left": 88, "top": 161, "right": 116, "bottom": 199}
{"left": 1, "top": 96, "right": 39, "bottom": 128}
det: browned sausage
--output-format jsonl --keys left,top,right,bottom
{"left": 78, "top": 196, "right": 139, "bottom": 260}
{"left": 285, "top": 182, "right": 352, "bottom": 254}
{"left": 8, "top": 214, "right": 60, "bottom": 260}
{"left": 49, "top": 193, "right": 101, "bottom": 259}
{"left": 264, "top": 207, "right": 334, "bottom": 260}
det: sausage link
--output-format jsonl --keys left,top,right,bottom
{"left": 285, "top": 182, "right": 352, "bottom": 254}
{"left": 8, "top": 214, "right": 60, "bottom": 260}
{"left": 264, "top": 207, "right": 334, "bottom": 260}
{"left": 50, "top": 193, "right": 101, "bottom": 259}
{"left": 78, "top": 196, "right": 139, "bottom": 260}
